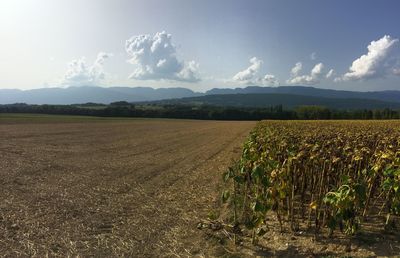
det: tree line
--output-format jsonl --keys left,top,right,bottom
{"left": 1, "top": 103, "right": 400, "bottom": 120}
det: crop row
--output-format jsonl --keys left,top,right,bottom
{"left": 223, "top": 120, "right": 400, "bottom": 241}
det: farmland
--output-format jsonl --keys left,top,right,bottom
{"left": 0, "top": 114, "right": 254, "bottom": 256}
{"left": 2, "top": 115, "right": 400, "bottom": 257}
{"left": 221, "top": 120, "right": 400, "bottom": 256}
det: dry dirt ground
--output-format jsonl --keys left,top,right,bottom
{"left": 1, "top": 115, "right": 400, "bottom": 257}
{"left": 0, "top": 115, "right": 254, "bottom": 257}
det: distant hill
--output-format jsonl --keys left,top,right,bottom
{"left": 0, "top": 85, "right": 399, "bottom": 106}
{"left": 205, "top": 86, "right": 400, "bottom": 103}
{"left": 152, "top": 93, "right": 400, "bottom": 110}
{"left": 0, "top": 86, "right": 202, "bottom": 105}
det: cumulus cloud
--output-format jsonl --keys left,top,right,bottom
{"left": 291, "top": 62, "right": 302, "bottom": 77}
{"left": 62, "top": 52, "right": 112, "bottom": 86}
{"left": 232, "top": 57, "right": 279, "bottom": 86}
{"left": 260, "top": 74, "right": 278, "bottom": 85}
{"left": 287, "top": 62, "right": 325, "bottom": 85}
{"left": 338, "top": 35, "right": 399, "bottom": 81}
{"left": 326, "top": 69, "right": 335, "bottom": 79}
{"left": 233, "top": 57, "right": 263, "bottom": 81}
{"left": 311, "top": 63, "right": 324, "bottom": 77}
{"left": 177, "top": 60, "right": 200, "bottom": 82}
{"left": 125, "top": 31, "right": 200, "bottom": 82}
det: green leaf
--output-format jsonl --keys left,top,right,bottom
{"left": 394, "top": 185, "right": 399, "bottom": 193}
{"left": 382, "top": 179, "right": 392, "bottom": 190}
{"left": 354, "top": 183, "right": 366, "bottom": 201}
{"left": 261, "top": 176, "right": 269, "bottom": 187}
{"left": 341, "top": 175, "right": 350, "bottom": 184}
{"left": 251, "top": 166, "right": 263, "bottom": 179}
{"left": 234, "top": 175, "right": 245, "bottom": 184}
{"left": 384, "top": 168, "right": 395, "bottom": 176}
{"left": 222, "top": 170, "right": 230, "bottom": 182}
{"left": 251, "top": 200, "right": 266, "bottom": 213}
{"left": 221, "top": 190, "right": 230, "bottom": 203}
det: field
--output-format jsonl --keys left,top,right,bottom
{"left": 2, "top": 115, "right": 400, "bottom": 257}
{"left": 0, "top": 114, "right": 254, "bottom": 257}
{"left": 220, "top": 120, "right": 400, "bottom": 257}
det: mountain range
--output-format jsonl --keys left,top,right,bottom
{"left": 1, "top": 85, "right": 400, "bottom": 109}
{"left": 0, "top": 86, "right": 201, "bottom": 105}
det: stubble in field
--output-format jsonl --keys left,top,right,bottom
{"left": 0, "top": 115, "right": 254, "bottom": 257}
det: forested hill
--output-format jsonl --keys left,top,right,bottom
{"left": 205, "top": 86, "right": 400, "bottom": 103}
{"left": 149, "top": 93, "right": 400, "bottom": 110}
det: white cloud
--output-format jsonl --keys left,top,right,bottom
{"left": 94, "top": 52, "right": 110, "bottom": 67}
{"left": 125, "top": 31, "right": 200, "bottom": 82}
{"left": 62, "top": 52, "right": 112, "bottom": 86}
{"left": 260, "top": 74, "right": 278, "bottom": 85}
{"left": 232, "top": 57, "right": 278, "bottom": 86}
{"left": 291, "top": 62, "right": 302, "bottom": 77}
{"left": 311, "top": 63, "right": 324, "bottom": 77}
{"left": 393, "top": 68, "right": 400, "bottom": 75}
{"left": 233, "top": 57, "right": 263, "bottom": 81}
{"left": 177, "top": 60, "right": 200, "bottom": 82}
{"left": 339, "top": 35, "right": 399, "bottom": 81}
{"left": 287, "top": 62, "right": 325, "bottom": 85}
{"left": 326, "top": 69, "right": 335, "bottom": 78}
{"left": 310, "top": 52, "right": 317, "bottom": 60}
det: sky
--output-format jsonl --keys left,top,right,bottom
{"left": 1, "top": 0, "right": 400, "bottom": 92}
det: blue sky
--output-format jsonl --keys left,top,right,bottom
{"left": 0, "top": 0, "right": 400, "bottom": 92}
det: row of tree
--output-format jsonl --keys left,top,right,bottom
{"left": 1, "top": 103, "right": 400, "bottom": 120}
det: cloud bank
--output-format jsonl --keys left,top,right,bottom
{"left": 125, "top": 31, "right": 200, "bottom": 82}
{"left": 338, "top": 35, "right": 399, "bottom": 81}
{"left": 62, "top": 52, "right": 112, "bottom": 86}
{"left": 232, "top": 57, "right": 278, "bottom": 86}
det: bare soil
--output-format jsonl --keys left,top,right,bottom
{"left": 0, "top": 116, "right": 254, "bottom": 257}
